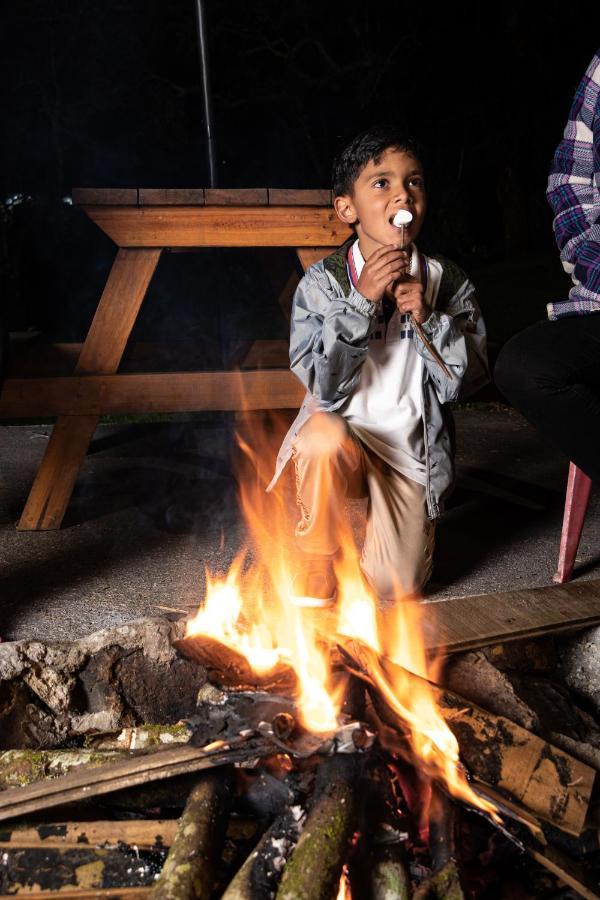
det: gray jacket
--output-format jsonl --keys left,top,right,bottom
{"left": 269, "top": 240, "right": 489, "bottom": 517}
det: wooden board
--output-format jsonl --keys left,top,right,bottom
{"left": 421, "top": 579, "right": 600, "bottom": 655}
{"left": 268, "top": 189, "right": 332, "bottom": 206}
{"left": 296, "top": 247, "right": 331, "bottom": 270}
{"left": 204, "top": 188, "right": 268, "bottom": 205}
{"left": 15, "top": 249, "right": 162, "bottom": 531}
{"left": 0, "top": 819, "right": 178, "bottom": 849}
{"left": 81, "top": 206, "right": 351, "bottom": 248}
{"left": 0, "top": 370, "right": 305, "bottom": 416}
{"left": 76, "top": 249, "right": 162, "bottom": 374}
{"left": 16, "top": 415, "right": 98, "bottom": 530}
{"left": 0, "top": 890, "right": 151, "bottom": 899}
{"left": 0, "top": 739, "right": 271, "bottom": 823}
{"left": 73, "top": 188, "right": 333, "bottom": 207}
{"left": 138, "top": 188, "right": 204, "bottom": 206}
{"left": 71, "top": 189, "right": 138, "bottom": 206}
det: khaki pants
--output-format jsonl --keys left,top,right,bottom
{"left": 291, "top": 412, "right": 435, "bottom": 600}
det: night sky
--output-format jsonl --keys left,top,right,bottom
{"left": 2, "top": 1, "right": 600, "bottom": 346}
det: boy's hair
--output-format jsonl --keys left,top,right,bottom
{"left": 332, "top": 126, "right": 423, "bottom": 198}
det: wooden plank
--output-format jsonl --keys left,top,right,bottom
{"left": 0, "top": 370, "right": 305, "bottom": 416}
{"left": 268, "top": 189, "right": 332, "bottom": 206}
{"left": 421, "top": 579, "right": 600, "bottom": 655}
{"left": 203, "top": 188, "right": 268, "bottom": 205}
{"left": 17, "top": 415, "right": 99, "bottom": 530}
{"left": 81, "top": 206, "right": 351, "bottom": 248}
{"left": 0, "top": 739, "right": 271, "bottom": 823}
{"left": 0, "top": 890, "right": 151, "bottom": 899}
{"left": 138, "top": 188, "right": 204, "bottom": 206}
{"left": 0, "top": 819, "right": 178, "bottom": 849}
{"left": 16, "top": 249, "right": 162, "bottom": 530}
{"left": 296, "top": 247, "right": 331, "bottom": 270}
{"left": 72, "top": 189, "right": 138, "bottom": 206}
{"left": 77, "top": 249, "right": 162, "bottom": 374}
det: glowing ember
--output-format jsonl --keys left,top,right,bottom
{"left": 185, "top": 409, "right": 498, "bottom": 816}
{"left": 336, "top": 865, "right": 352, "bottom": 900}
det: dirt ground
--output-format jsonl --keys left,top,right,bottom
{"left": 1, "top": 404, "right": 599, "bottom": 641}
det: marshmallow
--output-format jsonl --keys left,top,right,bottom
{"left": 393, "top": 209, "right": 413, "bottom": 227}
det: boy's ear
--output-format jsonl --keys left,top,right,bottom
{"left": 334, "top": 194, "right": 358, "bottom": 225}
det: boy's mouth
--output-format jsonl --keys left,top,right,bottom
{"left": 390, "top": 209, "right": 414, "bottom": 228}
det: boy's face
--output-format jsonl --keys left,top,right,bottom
{"left": 334, "top": 147, "right": 426, "bottom": 258}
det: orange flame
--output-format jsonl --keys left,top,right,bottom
{"left": 186, "top": 406, "right": 497, "bottom": 815}
{"left": 336, "top": 865, "right": 352, "bottom": 900}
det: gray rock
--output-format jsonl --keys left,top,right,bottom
{"left": 558, "top": 626, "right": 600, "bottom": 716}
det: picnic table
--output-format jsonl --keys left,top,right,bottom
{"left": 0, "top": 188, "right": 351, "bottom": 530}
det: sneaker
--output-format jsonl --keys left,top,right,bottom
{"left": 291, "top": 555, "right": 337, "bottom": 608}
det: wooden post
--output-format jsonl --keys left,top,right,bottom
{"left": 17, "top": 249, "right": 161, "bottom": 530}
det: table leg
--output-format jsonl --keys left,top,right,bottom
{"left": 296, "top": 248, "right": 330, "bottom": 272}
{"left": 17, "top": 248, "right": 161, "bottom": 530}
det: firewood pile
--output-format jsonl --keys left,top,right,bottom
{"left": 0, "top": 612, "right": 600, "bottom": 899}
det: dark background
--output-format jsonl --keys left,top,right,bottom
{"left": 1, "top": 1, "right": 599, "bottom": 357}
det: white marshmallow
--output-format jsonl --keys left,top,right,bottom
{"left": 392, "top": 209, "right": 413, "bottom": 227}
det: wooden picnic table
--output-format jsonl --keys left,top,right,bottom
{"left": 0, "top": 188, "right": 351, "bottom": 530}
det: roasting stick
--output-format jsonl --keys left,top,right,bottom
{"left": 393, "top": 210, "right": 453, "bottom": 381}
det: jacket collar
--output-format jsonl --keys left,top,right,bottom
{"left": 323, "top": 238, "right": 355, "bottom": 296}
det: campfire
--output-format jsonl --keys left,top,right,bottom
{"left": 0, "top": 413, "right": 599, "bottom": 898}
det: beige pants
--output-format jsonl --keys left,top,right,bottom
{"left": 291, "top": 412, "right": 435, "bottom": 600}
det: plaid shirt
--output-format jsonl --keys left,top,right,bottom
{"left": 546, "top": 50, "right": 600, "bottom": 320}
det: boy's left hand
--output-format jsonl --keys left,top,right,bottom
{"left": 390, "top": 277, "right": 432, "bottom": 324}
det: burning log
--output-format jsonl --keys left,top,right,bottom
{"left": 412, "top": 861, "right": 464, "bottom": 900}
{"left": 221, "top": 805, "right": 305, "bottom": 899}
{"left": 338, "top": 638, "right": 595, "bottom": 836}
{"left": 172, "top": 634, "right": 297, "bottom": 694}
{"left": 150, "top": 770, "right": 234, "bottom": 900}
{"left": 276, "top": 754, "right": 360, "bottom": 900}
{"left": 369, "top": 846, "right": 412, "bottom": 900}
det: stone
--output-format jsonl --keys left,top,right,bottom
{"left": 558, "top": 626, "right": 600, "bottom": 717}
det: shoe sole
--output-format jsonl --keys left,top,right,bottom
{"left": 290, "top": 592, "right": 337, "bottom": 609}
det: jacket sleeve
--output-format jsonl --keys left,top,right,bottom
{"left": 289, "top": 266, "right": 379, "bottom": 406}
{"left": 546, "top": 50, "right": 600, "bottom": 318}
{"left": 413, "top": 278, "right": 489, "bottom": 404}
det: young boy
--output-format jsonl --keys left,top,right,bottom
{"left": 270, "top": 127, "right": 489, "bottom": 606}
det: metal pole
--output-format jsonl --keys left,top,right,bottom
{"left": 194, "top": 0, "right": 218, "bottom": 187}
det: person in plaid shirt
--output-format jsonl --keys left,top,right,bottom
{"left": 495, "top": 49, "right": 600, "bottom": 484}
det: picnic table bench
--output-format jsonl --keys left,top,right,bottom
{"left": 0, "top": 188, "right": 351, "bottom": 530}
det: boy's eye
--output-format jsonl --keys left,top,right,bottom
{"left": 373, "top": 178, "right": 388, "bottom": 188}
{"left": 409, "top": 177, "right": 425, "bottom": 189}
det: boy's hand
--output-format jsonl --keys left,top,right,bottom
{"left": 392, "top": 277, "right": 432, "bottom": 324}
{"left": 356, "top": 245, "right": 410, "bottom": 302}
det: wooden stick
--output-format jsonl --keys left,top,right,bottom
{"left": 412, "top": 318, "right": 453, "bottom": 380}
{"left": 276, "top": 755, "right": 360, "bottom": 900}
{"left": 221, "top": 807, "right": 303, "bottom": 900}
{"left": 0, "top": 737, "right": 272, "bottom": 824}
{"left": 150, "top": 771, "right": 234, "bottom": 900}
